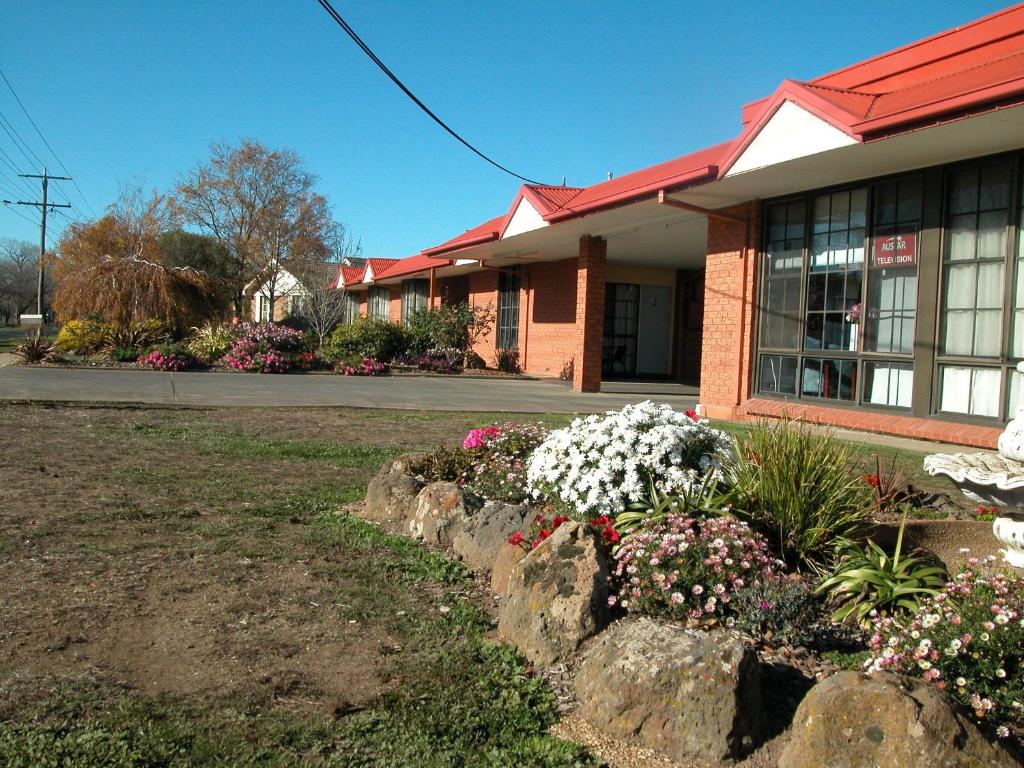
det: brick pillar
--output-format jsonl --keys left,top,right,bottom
{"left": 698, "top": 202, "right": 760, "bottom": 420}
{"left": 573, "top": 236, "right": 606, "bottom": 392}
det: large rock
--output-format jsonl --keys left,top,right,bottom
{"left": 406, "top": 481, "right": 481, "bottom": 546}
{"left": 575, "top": 618, "right": 762, "bottom": 761}
{"left": 497, "top": 521, "right": 610, "bottom": 666}
{"left": 779, "top": 671, "right": 1019, "bottom": 768}
{"left": 452, "top": 501, "right": 532, "bottom": 573}
{"left": 491, "top": 541, "right": 528, "bottom": 596}
{"left": 364, "top": 454, "right": 424, "bottom": 526}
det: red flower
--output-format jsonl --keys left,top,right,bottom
{"left": 551, "top": 515, "right": 570, "bottom": 528}
{"left": 685, "top": 408, "right": 698, "bottom": 421}
{"left": 539, "top": 529, "right": 551, "bottom": 540}
{"left": 602, "top": 525, "right": 620, "bottom": 544}
{"left": 863, "top": 474, "right": 880, "bottom": 488}
{"left": 532, "top": 513, "right": 545, "bottom": 524}
{"left": 508, "top": 531, "right": 524, "bottom": 546}
{"left": 590, "top": 515, "right": 610, "bottom": 528}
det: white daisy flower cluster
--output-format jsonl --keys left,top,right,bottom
{"left": 525, "top": 400, "right": 733, "bottom": 517}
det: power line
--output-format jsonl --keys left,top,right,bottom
{"left": 0, "top": 110, "right": 43, "bottom": 170}
{"left": 0, "top": 68, "right": 98, "bottom": 217}
{"left": 314, "top": 0, "right": 546, "bottom": 186}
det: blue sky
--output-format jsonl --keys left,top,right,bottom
{"left": 0, "top": 0, "right": 1011, "bottom": 256}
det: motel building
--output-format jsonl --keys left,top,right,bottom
{"left": 337, "top": 4, "right": 1024, "bottom": 448}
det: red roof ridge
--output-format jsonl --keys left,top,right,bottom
{"left": 810, "top": 2, "right": 1024, "bottom": 91}
{"left": 867, "top": 47, "right": 1024, "bottom": 98}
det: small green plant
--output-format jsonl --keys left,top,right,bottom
{"left": 13, "top": 335, "right": 54, "bottom": 363}
{"left": 728, "top": 419, "right": 872, "bottom": 570}
{"left": 495, "top": 346, "right": 520, "bottom": 373}
{"left": 414, "top": 445, "right": 476, "bottom": 484}
{"left": 815, "top": 513, "right": 947, "bottom": 628}
{"left": 730, "top": 574, "right": 822, "bottom": 646}
{"left": 109, "top": 345, "right": 141, "bottom": 363}
{"left": 614, "top": 472, "right": 728, "bottom": 543}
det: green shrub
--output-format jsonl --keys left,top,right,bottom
{"left": 405, "top": 302, "right": 495, "bottom": 357}
{"left": 496, "top": 346, "right": 520, "bottom": 373}
{"left": 109, "top": 346, "right": 140, "bottom": 363}
{"left": 816, "top": 513, "right": 947, "bottom": 628}
{"left": 729, "top": 574, "right": 822, "bottom": 646}
{"left": 728, "top": 420, "right": 872, "bottom": 570}
{"left": 186, "top": 321, "right": 238, "bottom": 362}
{"left": 323, "top": 317, "right": 411, "bottom": 362}
{"left": 614, "top": 472, "right": 728, "bottom": 544}
{"left": 55, "top": 319, "right": 112, "bottom": 354}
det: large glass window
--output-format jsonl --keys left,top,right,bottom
{"left": 497, "top": 268, "right": 520, "bottom": 349}
{"left": 401, "top": 279, "right": 429, "bottom": 323}
{"left": 342, "top": 291, "right": 361, "bottom": 323}
{"left": 368, "top": 287, "right": 390, "bottom": 321}
{"left": 936, "top": 161, "right": 1014, "bottom": 417}
{"left": 757, "top": 181, "right": 921, "bottom": 410}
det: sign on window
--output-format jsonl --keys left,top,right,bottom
{"left": 872, "top": 233, "right": 917, "bottom": 267}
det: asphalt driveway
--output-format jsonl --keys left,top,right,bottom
{"left": 0, "top": 366, "right": 699, "bottom": 413}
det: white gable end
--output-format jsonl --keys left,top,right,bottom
{"left": 503, "top": 198, "right": 547, "bottom": 239}
{"left": 725, "top": 100, "right": 858, "bottom": 177}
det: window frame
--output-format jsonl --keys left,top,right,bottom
{"left": 401, "top": 278, "right": 429, "bottom": 324}
{"left": 368, "top": 286, "right": 390, "bottom": 322}
{"left": 753, "top": 150, "right": 1024, "bottom": 425}
{"left": 497, "top": 268, "right": 521, "bottom": 349}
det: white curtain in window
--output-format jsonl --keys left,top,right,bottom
{"left": 941, "top": 366, "right": 1000, "bottom": 417}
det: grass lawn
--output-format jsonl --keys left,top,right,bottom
{"left": 0, "top": 404, "right": 959, "bottom": 767}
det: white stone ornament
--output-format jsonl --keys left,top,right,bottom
{"left": 925, "top": 361, "right": 1024, "bottom": 569}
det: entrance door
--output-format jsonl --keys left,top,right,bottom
{"left": 637, "top": 284, "right": 671, "bottom": 375}
{"left": 675, "top": 270, "right": 704, "bottom": 386}
{"left": 602, "top": 283, "right": 639, "bottom": 377}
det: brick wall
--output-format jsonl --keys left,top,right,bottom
{"left": 467, "top": 270, "right": 499, "bottom": 365}
{"left": 574, "top": 236, "right": 607, "bottom": 392}
{"left": 519, "top": 259, "right": 577, "bottom": 378}
{"left": 699, "top": 202, "right": 760, "bottom": 420}
{"left": 387, "top": 287, "right": 401, "bottom": 323}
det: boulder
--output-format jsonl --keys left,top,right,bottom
{"left": 497, "top": 521, "right": 610, "bottom": 666}
{"left": 452, "top": 501, "right": 532, "bottom": 573}
{"left": 406, "top": 481, "right": 481, "bottom": 546}
{"left": 491, "top": 541, "right": 528, "bottom": 596}
{"left": 575, "top": 618, "right": 762, "bottom": 761}
{"left": 779, "top": 671, "right": 1019, "bottom": 768}
{"left": 364, "top": 454, "right": 424, "bottom": 526}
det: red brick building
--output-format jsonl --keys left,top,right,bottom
{"left": 338, "top": 4, "right": 1024, "bottom": 448}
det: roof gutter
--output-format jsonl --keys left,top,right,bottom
{"left": 422, "top": 232, "right": 499, "bottom": 258}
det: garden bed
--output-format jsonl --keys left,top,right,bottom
{"left": 358, "top": 403, "right": 1024, "bottom": 766}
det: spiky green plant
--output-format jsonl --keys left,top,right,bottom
{"left": 727, "top": 419, "right": 872, "bottom": 570}
{"left": 816, "top": 513, "right": 947, "bottom": 628}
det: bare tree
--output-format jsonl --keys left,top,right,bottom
{"left": 296, "top": 220, "right": 362, "bottom": 349}
{"left": 174, "top": 139, "right": 331, "bottom": 316}
{"left": 0, "top": 238, "right": 43, "bottom": 324}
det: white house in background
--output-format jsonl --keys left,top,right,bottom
{"left": 245, "top": 260, "right": 351, "bottom": 322}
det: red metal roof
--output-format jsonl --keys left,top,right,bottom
{"left": 364, "top": 258, "right": 399, "bottom": 280}
{"left": 424, "top": 3, "right": 1024, "bottom": 250}
{"left": 374, "top": 254, "right": 454, "bottom": 280}
{"left": 422, "top": 215, "right": 504, "bottom": 257}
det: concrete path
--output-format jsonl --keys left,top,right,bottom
{"left": 0, "top": 366, "right": 698, "bottom": 414}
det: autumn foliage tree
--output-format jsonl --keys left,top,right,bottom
{"left": 174, "top": 139, "right": 333, "bottom": 315}
{"left": 52, "top": 190, "right": 228, "bottom": 333}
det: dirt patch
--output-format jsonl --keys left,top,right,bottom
{"left": 0, "top": 404, "right": 475, "bottom": 712}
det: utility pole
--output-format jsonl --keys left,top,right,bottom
{"left": 16, "top": 167, "right": 71, "bottom": 321}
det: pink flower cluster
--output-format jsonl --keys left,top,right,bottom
{"left": 866, "top": 566, "right": 1024, "bottom": 738}
{"left": 233, "top": 321, "right": 303, "bottom": 351}
{"left": 463, "top": 426, "right": 501, "bottom": 450}
{"left": 137, "top": 350, "right": 192, "bottom": 372}
{"left": 609, "top": 514, "right": 778, "bottom": 623}
{"left": 338, "top": 357, "right": 387, "bottom": 376}
{"left": 222, "top": 339, "right": 289, "bottom": 373}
